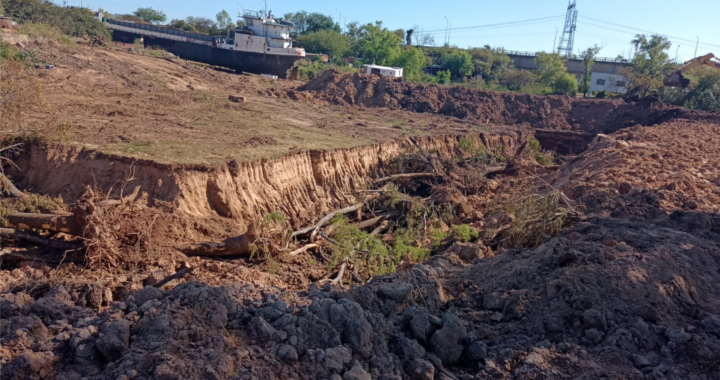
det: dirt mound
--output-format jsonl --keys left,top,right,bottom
{"left": 294, "top": 70, "right": 720, "bottom": 134}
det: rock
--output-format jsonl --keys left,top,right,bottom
{"left": 0, "top": 292, "right": 34, "bottom": 316}
{"left": 446, "top": 242, "right": 485, "bottom": 262}
{"left": 329, "top": 298, "right": 364, "bottom": 331}
{"left": 490, "top": 312, "right": 503, "bottom": 322}
{"left": 618, "top": 182, "right": 632, "bottom": 195}
{"left": 248, "top": 316, "right": 287, "bottom": 342}
{"left": 4, "top": 351, "right": 58, "bottom": 379}
{"left": 297, "top": 313, "right": 341, "bottom": 350}
{"left": 686, "top": 200, "right": 698, "bottom": 210}
{"left": 429, "top": 312, "right": 467, "bottom": 365}
{"left": 465, "top": 341, "right": 488, "bottom": 361}
{"left": 260, "top": 300, "right": 287, "bottom": 322}
{"left": 582, "top": 309, "right": 606, "bottom": 330}
{"left": 665, "top": 327, "right": 691, "bottom": 343}
{"left": 633, "top": 305, "right": 660, "bottom": 323}
{"left": 405, "top": 358, "right": 435, "bottom": 380}
{"left": 410, "top": 307, "right": 432, "bottom": 343}
{"left": 482, "top": 292, "right": 506, "bottom": 311}
{"left": 96, "top": 319, "right": 131, "bottom": 361}
{"left": 228, "top": 95, "right": 246, "bottom": 103}
{"left": 584, "top": 328, "right": 604, "bottom": 344}
{"left": 343, "top": 363, "right": 371, "bottom": 380}
{"left": 397, "top": 337, "right": 426, "bottom": 361}
{"left": 134, "top": 286, "right": 165, "bottom": 307}
{"left": 310, "top": 298, "right": 337, "bottom": 323}
{"left": 634, "top": 354, "right": 653, "bottom": 368}
{"left": 277, "top": 344, "right": 298, "bottom": 362}
{"left": 544, "top": 314, "right": 565, "bottom": 333}
{"left": 342, "top": 318, "right": 373, "bottom": 358}
{"left": 70, "top": 327, "right": 96, "bottom": 349}
{"left": 377, "top": 283, "right": 413, "bottom": 303}
{"left": 144, "top": 270, "right": 166, "bottom": 286}
{"left": 324, "top": 346, "right": 352, "bottom": 372}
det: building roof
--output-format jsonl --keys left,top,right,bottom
{"left": 363, "top": 64, "right": 403, "bottom": 70}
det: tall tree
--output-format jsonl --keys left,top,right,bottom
{"left": 405, "top": 29, "right": 414, "bottom": 46}
{"left": 354, "top": 21, "right": 402, "bottom": 65}
{"left": 441, "top": 50, "right": 473, "bottom": 79}
{"left": 216, "top": 10, "right": 233, "bottom": 32}
{"left": 392, "top": 46, "right": 427, "bottom": 81}
{"left": 579, "top": 44, "right": 602, "bottom": 97}
{"left": 132, "top": 7, "right": 166, "bottom": 25}
{"left": 535, "top": 52, "right": 567, "bottom": 87}
{"left": 467, "top": 46, "right": 513, "bottom": 82}
{"left": 296, "top": 29, "right": 350, "bottom": 58}
{"left": 624, "top": 34, "right": 673, "bottom": 97}
{"left": 284, "top": 11, "right": 339, "bottom": 36}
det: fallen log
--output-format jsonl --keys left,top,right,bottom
{"left": 374, "top": 172, "right": 443, "bottom": 185}
{"left": 179, "top": 234, "right": 253, "bottom": 257}
{"left": 6, "top": 213, "right": 83, "bottom": 236}
{"left": 352, "top": 213, "right": 393, "bottom": 230}
{"left": 0, "top": 173, "right": 26, "bottom": 198}
{"left": 0, "top": 227, "right": 82, "bottom": 250}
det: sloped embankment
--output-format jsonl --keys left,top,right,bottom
{"left": 11, "top": 131, "right": 524, "bottom": 227}
{"left": 291, "top": 70, "right": 720, "bottom": 134}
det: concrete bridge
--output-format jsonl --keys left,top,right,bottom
{"left": 506, "top": 51, "right": 633, "bottom": 75}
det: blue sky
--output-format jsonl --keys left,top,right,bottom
{"left": 76, "top": 0, "right": 719, "bottom": 62}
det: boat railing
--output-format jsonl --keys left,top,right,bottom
{"left": 107, "top": 19, "right": 213, "bottom": 42}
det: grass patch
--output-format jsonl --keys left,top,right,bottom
{"left": 528, "top": 137, "right": 555, "bottom": 166}
{"left": 503, "top": 190, "right": 568, "bottom": 248}
{"left": 452, "top": 224, "right": 479, "bottom": 242}
{"left": 121, "top": 141, "right": 154, "bottom": 155}
{"left": 21, "top": 22, "right": 74, "bottom": 45}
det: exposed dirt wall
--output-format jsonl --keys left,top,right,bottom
{"left": 12, "top": 132, "right": 523, "bottom": 227}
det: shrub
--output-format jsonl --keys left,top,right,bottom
{"left": 452, "top": 224, "right": 479, "bottom": 242}
{"left": 3, "top": 0, "right": 111, "bottom": 40}
{"left": 435, "top": 70, "right": 451, "bottom": 85}
{"left": 595, "top": 90, "right": 607, "bottom": 99}
{"left": 503, "top": 191, "right": 568, "bottom": 248}
{"left": 528, "top": 137, "right": 555, "bottom": 166}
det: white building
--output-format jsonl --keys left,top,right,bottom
{"left": 364, "top": 64, "right": 403, "bottom": 78}
{"left": 589, "top": 72, "right": 628, "bottom": 95}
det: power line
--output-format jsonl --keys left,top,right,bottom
{"left": 423, "top": 15, "right": 564, "bottom": 34}
{"left": 578, "top": 16, "right": 720, "bottom": 50}
{"left": 423, "top": 18, "right": 561, "bottom": 38}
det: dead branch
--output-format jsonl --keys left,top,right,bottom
{"left": 179, "top": 234, "right": 253, "bottom": 257}
{"left": 374, "top": 173, "right": 443, "bottom": 185}
{"left": 0, "top": 248, "right": 66, "bottom": 263}
{"left": 288, "top": 243, "right": 318, "bottom": 256}
{"left": 292, "top": 201, "right": 366, "bottom": 239}
{"left": 6, "top": 213, "right": 83, "bottom": 236}
{"left": 153, "top": 267, "right": 194, "bottom": 288}
{"left": 0, "top": 172, "right": 26, "bottom": 198}
{"left": 352, "top": 213, "right": 393, "bottom": 230}
{"left": 0, "top": 227, "right": 83, "bottom": 250}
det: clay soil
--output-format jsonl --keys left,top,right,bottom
{"left": 3, "top": 44, "right": 720, "bottom": 380}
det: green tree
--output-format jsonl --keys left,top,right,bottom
{"left": 625, "top": 34, "right": 673, "bottom": 97}
{"left": 133, "top": 7, "right": 166, "bottom": 25}
{"left": 553, "top": 73, "right": 578, "bottom": 96}
{"left": 468, "top": 46, "right": 513, "bottom": 82}
{"left": 662, "top": 66, "right": 720, "bottom": 112}
{"left": 436, "top": 70, "right": 451, "bottom": 84}
{"left": 441, "top": 50, "right": 473, "bottom": 79}
{"left": 183, "top": 16, "right": 218, "bottom": 34}
{"left": 216, "top": 10, "right": 233, "bottom": 32}
{"left": 296, "top": 29, "right": 350, "bottom": 58}
{"left": 579, "top": 44, "right": 602, "bottom": 97}
{"left": 284, "top": 11, "right": 339, "bottom": 35}
{"left": 392, "top": 46, "right": 427, "bottom": 81}
{"left": 500, "top": 69, "right": 538, "bottom": 91}
{"left": 535, "top": 52, "right": 568, "bottom": 87}
{"left": 354, "top": 21, "right": 402, "bottom": 65}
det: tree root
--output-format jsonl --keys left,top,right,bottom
{"left": 288, "top": 243, "right": 318, "bottom": 256}
{"left": 0, "top": 227, "right": 83, "bottom": 251}
{"left": 153, "top": 267, "right": 194, "bottom": 288}
{"left": 0, "top": 172, "right": 26, "bottom": 198}
{"left": 374, "top": 172, "right": 443, "bottom": 185}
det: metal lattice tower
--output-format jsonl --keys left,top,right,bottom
{"left": 557, "top": 0, "right": 578, "bottom": 56}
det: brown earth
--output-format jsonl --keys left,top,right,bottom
{"left": 3, "top": 46, "right": 720, "bottom": 380}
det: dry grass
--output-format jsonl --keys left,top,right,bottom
{"left": 503, "top": 190, "right": 569, "bottom": 248}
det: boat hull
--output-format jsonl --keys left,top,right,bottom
{"left": 112, "top": 30, "right": 302, "bottom": 78}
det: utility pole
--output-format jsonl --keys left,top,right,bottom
{"left": 553, "top": 27, "right": 558, "bottom": 52}
{"left": 695, "top": 36, "right": 699, "bottom": 58}
{"left": 675, "top": 45, "right": 680, "bottom": 63}
{"left": 448, "top": 22, "right": 451, "bottom": 45}
{"left": 444, "top": 17, "right": 448, "bottom": 45}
